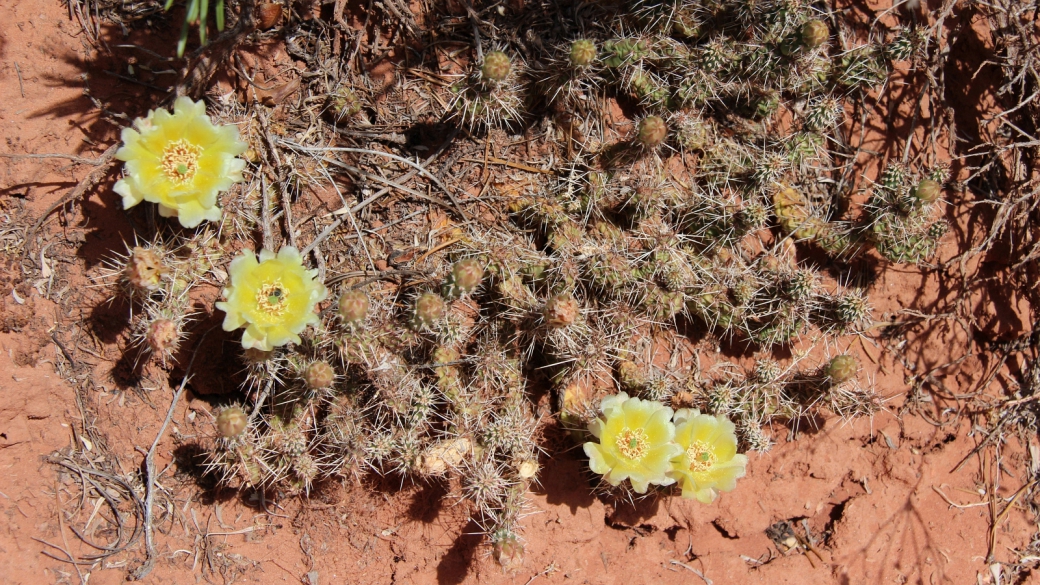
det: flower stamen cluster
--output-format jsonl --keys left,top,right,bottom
{"left": 161, "top": 139, "right": 203, "bottom": 183}
{"left": 615, "top": 427, "right": 649, "bottom": 460}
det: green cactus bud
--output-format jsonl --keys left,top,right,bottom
{"left": 825, "top": 354, "right": 858, "bottom": 384}
{"left": 216, "top": 406, "right": 248, "bottom": 438}
{"left": 570, "top": 39, "right": 597, "bottom": 68}
{"left": 913, "top": 179, "right": 941, "bottom": 204}
{"left": 753, "top": 359, "right": 783, "bottom": 384}
{"left": 337, "top": 290, "right": 370, "bottom": 326}
{"left": 304, "top": 360, "right": 335, "bottom": 390}
{"left": 481, "top": 51, "right": 512, "bottom": 83}
{"left": 327, "top": 87, "right": 362, "bottom": 122}
{"left": 411, "top": 292, "right": 447, "bottom": 330}
{"left": 636, "top": 116, "right": 668, "bottom": 148}
{"left": 444, "top": 258, "right": 485, "bottom": 299}
{"left": 801, "top": 20, "right": 829, "bottom": 50}
{"left": 491, "top": 530, "right": 524, "bottom": 571}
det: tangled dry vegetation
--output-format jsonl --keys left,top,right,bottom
{"left": 21, "top": 0, "right": 1040, "bottom": 579}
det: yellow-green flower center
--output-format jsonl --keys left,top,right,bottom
{"left": 256, "top": 281, "right": 288, "bottom": 316}
{"left": 615, "top": 427, "right": 649, "bottom": 460}
{"left": 686, "top": 440, "right": 717, "bottom": 472}
{"left": 161, "top": 139, "right": 202, "bottom": 183}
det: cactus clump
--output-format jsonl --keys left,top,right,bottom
{"left": 327, "top": 87, "right": 362, "bottom": 122}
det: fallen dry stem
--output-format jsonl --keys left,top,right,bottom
{"left": 133, "top": 326, "right": 214, "bottom": 580}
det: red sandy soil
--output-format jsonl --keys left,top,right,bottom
{"left": 1, "top": 1, "right": 1037, "bottom": 584}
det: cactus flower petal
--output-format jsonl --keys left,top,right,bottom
{"left": 114, "top": 97, "right": 247, "bottom": 228}
{"left": 216, "top": 246, "right": 328, "bottom": 351}
{"left": 669, "top": 409, "right": 748, "bottom": 503}
{"left": 583, "top": 392, "right": 682, "bottom": 493}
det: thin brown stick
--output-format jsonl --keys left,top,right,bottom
{"left": 25, "top": 143, "right": 120, "bottom": 250}
{"left": 133, "top": 327, "right": 214, "bottom": 580}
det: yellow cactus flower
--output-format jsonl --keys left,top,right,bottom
{"left": 669, "top": 409, "right": 748, "bottom": 503}
{"left": 583, "top": 392, "right": 682, "bottom": 493}
{"left": 216, "top": 247, "right": 328, "bottom": 351}
{"left": 114, "top": 97, "right": 247, "bottom": 228}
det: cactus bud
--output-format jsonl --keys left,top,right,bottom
{"left": 481, "top": 51, "right": 512, "bottom": 83}
{"left": 913, "top": 179, "right": 941, "bottom": 204}
{"left": 327, "top": 87, "right": 362, "bottom": 123}
{"left": 124, "top": 247, "right": 167, "bottom": 292}
{"left": 517, "top": 459, "right": 539, "bottom": 479}
{"left": 411, "top": 292, "right": 447, "bottom": 330}
{"left": 635, "top": 115, "right": 668, "bottom": 149}
{"left": 825, "top": 354, "right": 858, "bottom": 384}
{"left": 492, "top": 530, "right": 525, "bottom": 571}
{"left": 337, "top": 290, "right": 370, "bottom": 325}
{"left": 741, "top": 422, "right": 773, "bottom": 452}
{"left": 304, "top": 360, "right": 335, "bottom": 390}
{"left": 753, "top": 359, "right": 783, "bottom": 384}
{"left": 569, "top": 39, "right": 597, "bottom": 68}
{"left": 445, "top": 258, "right": 485, "bottom": 299}
{"left": 801, "top": 20, "right": 829, "bottom": 49}
{"left": 146, "top": 318, "right": 180, "bottom": 355}
{"left": 836, "top": 291, "right": 870, "bottom": 326}
{"left": 543, "top": 293, "right": 580, "bottom": 328}
{"left": 216, "top": 406, "right": 248, "bottom": 438}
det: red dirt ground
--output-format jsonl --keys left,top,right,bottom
{"left": 1, "top": 1, "right": 1037, "bottom": 584}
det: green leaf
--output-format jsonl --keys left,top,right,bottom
{"left": 176, "top": 14, "right": 190, "bottom": 57}
{"left": 198, "top": 0, "right": 208, "bottom": 45}
{"left": 216, "top": 0, "right": 225, "bottom": 31}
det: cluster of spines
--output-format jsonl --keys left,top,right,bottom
{"left": 103, "top": 233, "right": 224, "bottom": 367}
